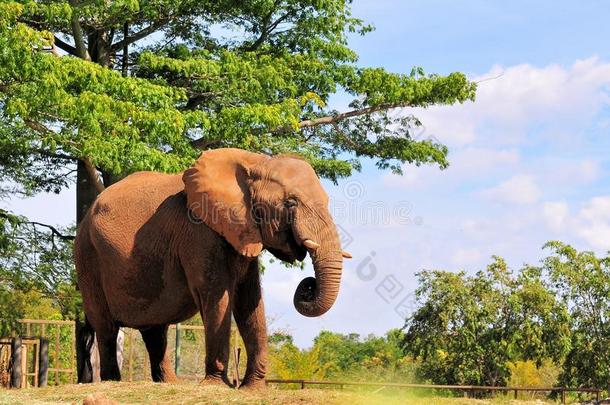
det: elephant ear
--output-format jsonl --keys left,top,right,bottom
{"left": 182, "top": 148, "right": 268, "bottom": 257}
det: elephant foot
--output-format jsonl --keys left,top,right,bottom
{"left": 239, "top": 378, "right": 266, "bottom": 391}
{"left": 155, "top": 373, "right": 178, "bottom": 383}
{"left": 152, "top": 367, "right": 178, "bottom": 383}
{"left": 200, "top": 374, "right": 233, "bottom": 388}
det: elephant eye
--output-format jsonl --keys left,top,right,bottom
{"left": 284, "top": 198, "right": 298, "bottom": 209}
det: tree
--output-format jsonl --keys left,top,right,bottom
{"left": 268, "top": 332, "right": 329, "bottom": 380}
{"left": 267, "top": 329, "right": 415, "bottom": 382}
{"left": 0, "top": 210, "right": 79, "bottom": 317}
{"left": 544, "top": 241, "right": 610, "bottom": 389}
{"left": 0, "top": 209, "right": 78, "bottom": 334}
{"left": 403, "top": 257, "right": 570, "bottom": 386}
{"left": 0, "top": 0, "right": 476, "bottom": 225}
{"left": 0, "top": 0, "right": 475, "bottom": 380}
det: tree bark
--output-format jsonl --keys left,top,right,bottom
{"left": 76, "top": 160, "right": 101, "bottom": 224}
{"left": 75, "top": 160, "right": 101, "bottom": 383}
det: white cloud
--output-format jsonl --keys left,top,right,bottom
{"left": 540, "top": 158, "right": 603, "bottom": 188}
{"left": 578, "top": 223, "right": 610, "bottom": 251}
{"left": 452, "top": 147, "right": 520, "bottom": 174}
{"left": 383, "top": 147, "right": 520, "bottom": 189}
{"left": 579, "top": 160, "right": 602, "bottom": 183}
{"left": 579, "top": 196, "right": 610, "bottom": 222}
{"left": 451, "top": 248, "right": 483, "bottom": 266}
{"left": 412, "top": 57, "right": 610, "bottom": 148}
{"left": 576, "top": 196, "right": 610, "bottom": 250}
{"left": 543, "top": 201, "right": 569, "bottom": 232}
{"left": 481, "top": 174, "right": 541, "bottom": 205}
{"left": 547, "top": 196, "right": 610, "bottom": 251}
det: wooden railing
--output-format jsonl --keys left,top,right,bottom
{"left": 0, "top": 336, "right": 48, "bottom": 388}
{"left": 266, "top": 380, "right": 602, "bottom": 404}
{"left": 11, "top": 319, "right": 244, "bottom": 385}
{"left": 18, "top": 319, "right": 76, "bottom": 384}
{"left": 6, "top": 319, "right": 606, "bottom": 404}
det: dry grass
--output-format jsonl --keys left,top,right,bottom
{"left": 0, "top": 381, "right": 558, "bottom": 405}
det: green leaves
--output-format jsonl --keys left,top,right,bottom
{"left": 403, "top": 257, "right": 571, "bottom": 386}
{"left": 403, "top": 244, "right": 610, "bottom": 388}
{"left": 0, "top": 211, "right": 80, "bottom": 321}
{"left": 0, "top": 9, "right": 203, "bottom": 176}
{"left": 543, "top": 241, "right": 610, "bottom": 388}
{"left": 0, "top": 0, "right": 476, "bottom": 187}
{"left": 269, "top": 329, "right": 416, "bottom": 382}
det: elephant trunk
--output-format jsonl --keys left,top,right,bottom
{"left": 293, "top": 210, "right": 343, "bottom": 317}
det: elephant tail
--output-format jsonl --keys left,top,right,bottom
{"left": 76, "top": 316, "right": 95, "bottom": 383}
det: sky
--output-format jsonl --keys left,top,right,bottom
{"left": 7, "top": 0, "right": 610, "bottom": 347}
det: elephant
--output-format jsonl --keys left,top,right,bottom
{"left": 74, "top": 148, "right": 351, "bottom": 388}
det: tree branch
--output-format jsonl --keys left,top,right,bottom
{"left": 295, "top": 103, "right": 404, "bottom": 131}
{"left": 53, "top": 35, "right": 78, "bottom": 56}
{"left": 20, "top": 120, "right": 77, "bottom": 160}
{"left": 121, "top": 22, "right": 129, "bottom": 77}
{"left": 111, "top": 18, "right": 171, "bottom": 51}
{"left": 26, "top": 221, "right": 76, "bottom": 241}
{"left": 81, "top": 157, "right": 106, "bottom": 194}
{"left": 189, "top": 102, "right": 409, "bottom": 149}
{"left": 22, "top": 120, "right": 104, "bottom": 191}
{"left": 0, "top": 212, "right": 75, "bottom": 241}
{"left": 36, "top": 149, "right": 78, "bottom": 161}
{"left": 242, "top": 9, "right": 293, "bottom": 52}
{"left": 69, "top": 0, "right": 91, "bottom": 60}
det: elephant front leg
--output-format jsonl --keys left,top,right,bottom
{"left": 200, "top": 287, "right": 233, "bottom": 387}
{"left": 233, "top": 260, "right": 268, "bottom": 389}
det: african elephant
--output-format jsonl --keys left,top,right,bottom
{"left": 74, "top": 148, "right": 351, "bottom": 388}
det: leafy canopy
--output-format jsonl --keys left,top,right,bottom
{"left": 0, "top": 0, "right": 476, "bottom": 195}
{"left": 544, "top": 241, "right": 610, "bottom": 389}
{"left": 0, "top": 209, "right": 79, "bottom": 328}
{"left": 403, "top": 257, "right": 571, "bottom": 386}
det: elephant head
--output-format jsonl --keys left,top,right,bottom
{"left": 182, "top": 148, "right": 351, "bottom": 317}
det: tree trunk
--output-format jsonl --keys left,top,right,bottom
{"left": 75, "top": 160, "right": 101, "bottom": 382}
{"left": 76, "top": 160, "right": 100, "bottom": 224}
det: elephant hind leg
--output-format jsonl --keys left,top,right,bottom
{"left": 76, "top": 316, "right": 95, "bottom": 383}
{"left": 140, "top": 325, "right": 177, "bottom": 383}
{"left": 79, "top": 271, "right": 121, "bottom": 381}
{"left": 96, "top": 325, "right": 121, "bottom": 381}
{"left": 76, "top": 225, "right": 120, "bottom": 381}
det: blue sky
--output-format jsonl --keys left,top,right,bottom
{"left": 261, "top": 0, "right": 610, "bottom": 346}
{"left": 7, "top": 1, "right": 610, "bottom": 347}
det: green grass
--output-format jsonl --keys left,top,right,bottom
{"left": 0, "top": 381, "right": 559, "bottom": 404}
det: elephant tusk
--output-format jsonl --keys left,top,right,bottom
{"left": 302, "top": 239, "right": 320, "bottom": 250}
{"left": 342, "top": 251, "right": 352, "bottom": 259}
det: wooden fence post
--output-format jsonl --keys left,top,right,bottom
{"left": 561, "top": 388, "right": 566, "bottom": 404}
{"left": 10, "top": 337, "right": 22, "bottom": 388}
{"left": 128, "top": 330, "right": 133, "bottom": 382}
{"left": 174, "top": 324, "right": 181, "bottom": 376}
{"left": 38, "top": 338, "right": 49, "bottom": 387}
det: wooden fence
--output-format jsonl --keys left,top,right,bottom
{"left": 266, "top": 380, "right": 602, "bottom": 404}
{"left": 5, "top": 320, "right": 605, "bottom": 404}
{"left": 12, "top": 319, "right": 244, "bottom": 384}
{"left": 0, "top": 336, "right": 49, "bottom": 388}
{"left": 16, "top": 319, "right": 76, "bottom": 384}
